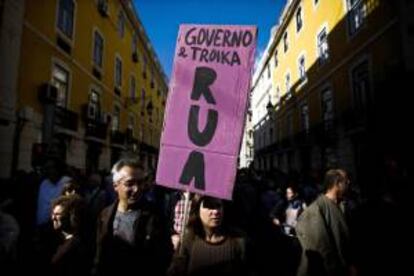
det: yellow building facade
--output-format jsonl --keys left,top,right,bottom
{"left": 1, "top": 0, "right": 167, "bottom": 176}
{"left": 253, "top": 0, "right": 412, "bottom": 194}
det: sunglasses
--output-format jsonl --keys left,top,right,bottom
{"left": 201, "top": 197, "right": 223, "bottom": 209}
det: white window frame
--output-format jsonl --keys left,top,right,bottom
{"left": 141, "top": 88, "right": 146, "bottom": 114}
{"left": 321, "top": 87, "right": 334, "bottom": 122}
{"left": 114, "top": 54, "right": 123, "bottom": 88}
{"left": 347, "top": 0, "right": 366, "bottom": 36}
{"left": 274, "top": 48, "right": 278, "bottom": 68}
{"left": 112, "top": 103, "right": 121, "bottom": 131}
{"left": 285, "top": 72, "right": 291, "bottom": 96}
{"left": 275, "top": 85, "right": 281, "bottom": 108}
{"left": 283, "top": 31, "right": 289, "bottom": 53}
{"left": 296, "top": 6, "right": 303, "bottom": 33}
{"left": 142, "top": 54, "right": 148, "bottom": 78}
{"left": 132, "top": 33, "right": 138, "bottom": 53}
{"left": 127, "top": 113, "right": 136, "bottom": 135}
{"left": 267, "top": 63, "right": 271, "bottom": 79}
{"left": 117, "top": 10, "right": 125, "bottom": 38}
{"left": 88, "top": 88, "right": 101, "bottom": 120}
{"left": 51, "top": 58, "right": 71, "bottom": 108}
{"left": 92, "top": 28, "right": 104, "bottom": 69}
{"left": 316, "top": 24, "right": 329, "bottom": 66}
{"left": 300, "top": 102, "right": 310, "bottom": 132}
{"left": 298, "top": 53, "right": 307, "bottom": 82}
{"left": 150, "top": 66, "right": 155, "bottom": 87}
{"left": 349, "top": 57, "right": 371, "bottom": 111}
{"left": 55, "top": 0, "right": 77, "bottom": 43}
{"left": 129, "top": 74, "right": 136, "bottom": 99}
{"left": 286, "top": 111, "right": 293, "bottom": 138}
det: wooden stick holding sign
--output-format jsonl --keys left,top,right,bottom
{"left": 178, "top": 190, "right": 191, "bottom": 255}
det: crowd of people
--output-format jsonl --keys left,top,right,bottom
{"left": 0, "top": 155, "right": 410, "bottom": 276}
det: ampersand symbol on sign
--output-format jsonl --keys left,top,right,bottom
{"left": 178, "top": 47, "right": 188, "bottom": 58}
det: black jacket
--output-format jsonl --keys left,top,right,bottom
{"left": 93, "top": 199, "right": 172, "bottom": 276}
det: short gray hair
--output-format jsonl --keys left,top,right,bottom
{"left": 111, "top": 158, "right": 144, "bottom": 183}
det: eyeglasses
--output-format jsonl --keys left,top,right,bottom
{"left": 117, "top": 178, "right": 146, "bottom": 189}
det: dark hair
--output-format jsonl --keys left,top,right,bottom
{"left": 187, "top": 195, "right": 230, "bottom": 239}
{"left": 51, "top": 194, "right": 85, "bottom": 235}
{"left": 324, "top": 169, "right": 347, "bottom": 191}
{"left": 286, "top": 183, "right": 299, "bottom": 194}
{"left": 61, "top": 180, "right": 81, "bottom": 196}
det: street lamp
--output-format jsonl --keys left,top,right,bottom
{"left": 266, "top": 99, "right": 274, "bottom": 120}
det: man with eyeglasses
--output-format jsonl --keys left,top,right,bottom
{"left": 93, "top": 158, "right": 172, "bottom": 276}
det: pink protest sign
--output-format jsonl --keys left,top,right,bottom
{"left": 156, "top": 24, "right": 256, "bottom": 200}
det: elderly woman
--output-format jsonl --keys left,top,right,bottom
{"left": 168, "top": 195, "right": 253, "bottom": 276}
{"left": 49, "top": 194, "right": 88, "bottom": 276}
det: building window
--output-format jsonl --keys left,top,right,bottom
{"left": 141, "top": 88, "right": 146, "bottom": 114}
{"left": 57, "top": 0, "right": 75, "bottom": 39}
{"left": 139, "top": 124, "right": 144, "bottom": 141}
{"left": 128, "top": 113, "right": 135, "bottom": 135}
{"left": 150, "top": 67, "right": 155, "bottom": 88}
{"left": 115, "top": 56, "right": 122, "bottom": 87}
{"left": 51, "top": 64, "right": 69, "bottom": 108}
{"left": 298, "top": 55, "right": 306, "bottom": 81}
{"left": 130, "top": 75, "right": 136, "bottom": 99}
{"left": 286, "top": 112, "right": 293, "bottom": 138}
{"left": 155, "top": 107, "right": 159, "bottom": 124}
{"left": 283, "top": 32, "right": 288, "bottom": 52}
{"left": 314, "top": 0, "right": 319, "bottom": 6}
{"left": 300, "top": 103, "right": 310, "bottom": 132}
{"left": 275, "top": 85, "right": 281, "bottom": 108}
{"left": 274, "top": 119, "right": 279, "bottom": 142}
{"left": 321, "top": 89, "right": 334, "bottom": 122}
{"left": 317, "top": 27, "right": 329, "bottom": 65}
{"left": 112, "top": 105, "right": 120, "bottom": 131}
{"left": 132, "top": 33, "right": 138, "bottom": 53}
{"left": 296, "top": 6, "right": 303, "bottom": 33}
{"left": 274, "top": 49, "right": 278, "bottom": 67}
{"left": 285, "top": 73, "right": 291, "bottom": 95}
{"left": 88, "top": 89, "right": 100, "bottom": 119}
{"left": 142, "top": 55, "right": 148, "bottom": 78}
{"left": 117, "top": 11, "right": 125, "bottom": 38}
{"left": 351, "top": 60, "right": 370, "bottom": 111}
{"left": 347, "top": 0, "right": 365, "bottom": 35}
{"left": 269, "top": 127, "right": 273, "bottom": 143}
{"left": 267, "top": 64, "right": 271, "bottom": 79}
{"left": 93, "top": 31, "right": 104, "bottom": 68}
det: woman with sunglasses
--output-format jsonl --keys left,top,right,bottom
{"left": 168, "top": 195, "right": 254, "bottom": 276}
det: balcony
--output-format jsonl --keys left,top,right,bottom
{"left": 111, "top": 130, "right": 126, "bottom": 145}
{"left": 85, "top": 121, "right": 108, "bottom": 141}
{"left": 126, "top": 128, "right": 138, "bottom": 144}
{"left": 54, "top": 106, "right": 78, "bottom": 132}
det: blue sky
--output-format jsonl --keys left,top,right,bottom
{"left": 133, "top": 0, "right": 286, "bottom": 79}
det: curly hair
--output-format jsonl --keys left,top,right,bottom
{"left": 51, "top": 194, "right": 85, "bottom": 235}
